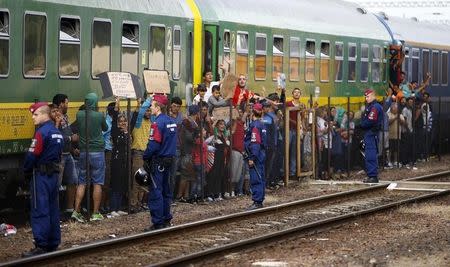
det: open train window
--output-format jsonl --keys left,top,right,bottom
{"left": 335, "top": 42, "right": 343, "bottom": 82}
{"left": 348, "top": 43, "right": 357, "bottom": 82}
{"left": 320, "top": 41, "right": 330, "bottom": 82}
{"left": 411, "top": 48, "right": 420, "bottom": 82}
{"left": 272, "top": 36, "right": 283, "bottom": 80}
{"left": 0, "top": 10, "right": 9, "bottom": 77}
{"left": 149, "top": 25, "right": 165, "bottom": 71}
{"left": 432, "top": 50, "right": 439, "bottom": 85}
{"left": 172, "top": 26, "right": 181, "bottom": 80}
{"left": 305, "top": 40, "right": 315, "bottom": 82}
{"left": 442, "top": 52, "right": 448, "bottom": 85}
{"left": 24, "top": 12, "right": 47, "bottom": 78}
{"left": 236, "top": 32, "right": 248, "bottom": 76}
{"left": 360, "top": 44, "right": 368, "bottom": 82}
{"left": 372, "top": 45, "right": 381, "bottom": 83}
{"left": 422, "top": 49, "right": 430, "bottom": 83}
{"left": 255, "top": 33, "right": 266, "bottom": 80}
{"left": 92, "top": 19, "right": 111, "bottom": 78}
{"left": 59, "top": 17, "right": 80, "bottom": 78}
{"left": 121, "top": 22, "right": 139, "bottom": 75}
{"left": 289, "top": 37, "right": 300, "bottom": 81}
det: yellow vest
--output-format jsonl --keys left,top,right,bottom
{"left": 131, "top": 119, "right": 151, "bottom": 151}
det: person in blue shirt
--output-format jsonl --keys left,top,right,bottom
{"left": 261, "top": 100, "right": 277, "bottom": 189}
{"left": 22, "top": 102, "right": 64, "bottom": 257}
{"left": 360, "top": 89, "right": 384, "bottom": 183}
{"left": 244, "top": 103, "right": 267, "bottom": 210}
{"left": 143, "top": 95, "right": 177, "bottom": 230}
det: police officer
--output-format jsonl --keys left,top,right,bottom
{"left": 143, "top": 95, "right": 177, "bottom": 230}
{"left": 23, "top": 103, "right": 64, "bottom": 257}
{"left": 244, "top": 103, "right": 267, "bottom": 210}
{"left": 360, "top": 89, "right": 383, "bottom": 183}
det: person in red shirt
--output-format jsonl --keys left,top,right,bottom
{"left": 232, "top": 74, "right": 252, "bottom": 107}
{"left": 230, "top": 107, "right": 250, "bottom": 196}
{"left": 285, "top": 88, "right": 305, "bottom": 177}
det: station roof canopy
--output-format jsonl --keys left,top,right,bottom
{"left": 384, "top": 16, "right": 450, "bottom": 49}
{"left": 37, "top": 0, "right": 194, "bottom": 18}
{"left": 195, "top": 0, "right": 392, "bottom": 41}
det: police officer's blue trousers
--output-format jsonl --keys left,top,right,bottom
{"left": 30, "top": 173, "right": 60, "bottom": 250}
{"left": 148, "top": 165, "right": 173, "bottom": 226}
{"left": 249, "top": 159, "right": 265, "bottom": 203}
{"left": 364, "top": 134, "right": 378, "bottom": 178}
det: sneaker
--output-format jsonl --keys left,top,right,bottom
{"left": 231, "top": 191, "right": 236, "bottom": 198}
{"left": 90, "top": 213, "right": 104, "bottom": 221}
{"left": 223, "top": 192, "right": 231, "bottom": 199}
{"left": 117, "top": 210, "right": 128, "bottom": 216}
{"left": 110, "top": 211, "right": 120, "bottom": 217}
{"left": 384, "top": 162, "right": 393, "bottom": 169}
{"left": 71, "top": 211, "right": 86, "bottom": 223}
{"left": 206, "top": 196, "right": 214, "bottom": 202}
{"left": 412, "top": 166, "right": 418, "bottom": 170}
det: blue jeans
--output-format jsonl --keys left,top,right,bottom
{"left": 59, "top": 153, "right": 78, "bottom": 186}
{"left": 190, "top": 164, "right": 204, "bottom": 198}
{"left": 289, "top": 130, "right": 297, "bottom": 176}
{"left": 78, "top": 152, "right": 105, "bottom": 185}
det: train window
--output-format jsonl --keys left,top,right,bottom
{"left": 289, "top": 37, "right": 300, "bottom": 81}
{"left": 223, "top": 30, "right": 233, "bottom": 75}
{"left": 432, "top": 51, "right": 439, "bottom": 85}
{"left": 24, "top": 13, "right": 47, "bottom": 78}
{"left": 59, "top": 17, "right": 80, "bottom": 78}
{"left": 422, "top": 49, "right": 430, "bottom": 83}
{"left": 411, "top": 48, "right": 420, "bottom": 82}
{"left": 348, "top": 43, "right": 356, "bottom": 82}
{"left": 149, "top": 25, "right": 166, "bottom": 70}
{"left": 372, "top": 46, "right": 381, "bottom": 83}
{"left": 273, "top": 36, "right": 283, "bottom": 80}
{"left": 172, "top": 26, "right": 181, "bottom": 80}
{"left": 320, "top": 41, "right": 330, "bottom": 82}
{"left": 0, "top": 11, "right": 9, "bottom": 76}
{"left": 224, "top": 31, "right": 230, "bottom": 51}
{"left": 236, "top": 32, "right": 248, "bottom": 76}
{"left": 121, "top": 23, "right": 139, "bottom": 75}
{"left": 335, "top": 42, "right": 343, "bottom": 82}
{"left": 305, "top": 40, "right": 315, "bottom": 82}
{"left": 360, "top": 44, "right": 369, "bottom": 82}
{"left": 442, "top": 52, "right": 448, "bottom": 85}
{"left": 255, "top": 33, "right": 266, "bottom": 80}
{"left": 92, "top": 19, "right": 111, "bottom": 78}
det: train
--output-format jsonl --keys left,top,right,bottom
{"left": 1, "top": 0, "right": 449, "bottom": 208}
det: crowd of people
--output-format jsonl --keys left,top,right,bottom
{"left": 21, "top": 67, "right": 438, "bottom": 256}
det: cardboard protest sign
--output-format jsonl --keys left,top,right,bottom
{"left": 98, "top": 72, "right": 142, "bottom": 99}
{"left": 221, "top": 73, "right": 238, "bottom": 100}
{"left": 212, "top": 106, "right": 239, "bottom": 123}
{"left": 143, "top": 70, "right": 170, "bottom": 94}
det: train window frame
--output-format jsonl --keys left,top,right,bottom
{"left": 442, "top": 51, "right": 448, "bottom": 86}
{"left": 236, "top": 31, "right": 249, "bottom": 76}
{"left": 23, "top": 11, "right": 47, "bottom": 79}
{"left": 121, "top": 21, "right": 140, "bottom": 76}
{"left": 172, "top": 25, "right": 181, "bottom": 80}
{"left": 289, "top": 37, "right": 300, "bottom": 82}
{"left": 320, "top": 40, "right": 330, "bottom": 82}
{"left": 149, "top": 24, "right": 166, "bottom": 71}
{"left": 334, "top": 41, "right": 344, "bottom": 82}
{"left": 402, "top": 46, "right": 410, "bottom": 81}
{"left": 0, "top": 9, "right": 10, "bottom": 78}
{"left": 431, "top": 50, "right": 439, "bottom": 86}
{"left": 360, "top": 43, "right": 369, "bottom": 83}
{"left": 411, "top": 48, "right": 420, "bottom": 83}
{"left": 59, "top": 15, "right": 81, "bottom": 79}
{"left": 305, "top": 39, "right": 315, "bottom": 82}
{"left": 347, "top": 42, "right": 357, "bottom": 83}
{"left": 372, "top": 45, "right": 381, "bottom": 83}
{"left": 272, "top": 35, "right": 284, "bottom": 80}
{"left": 255, "top": 33, "right": 267, "bottom": 81}
{"left": 91, "top": 18, "right": 111, "bottom": 79}
{"left": 222, "top": 29, "right": 233, "bottom": 75}
{"left": 422, "top": 49, "right": 430, "bottom": 84}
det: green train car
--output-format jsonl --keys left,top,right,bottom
{"left": 3, "top": 0, "right": 434, "bottom": 206}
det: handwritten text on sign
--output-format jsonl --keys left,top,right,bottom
{"left": 143, "top": 70, "right": 170, "bottom": 94}
{"left": 212, "top": 106, "right": 239, "bottom": 123}
{"left": 108, "top": 72, "right": 136, "bottom": 98}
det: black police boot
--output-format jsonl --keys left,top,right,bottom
{"left": 164, "top": 220, "right": 173, "bottom": 228}
{"left": 145, "top": 224, "right": 166, "bottom": 232}
{"left": 247, "top": 202, "right": 263, "bottom": 211}
{"left": 22, "top": 247, "right": 47, "bottom": 258}
{"left": 363, "top": 177, "right": 379, "bottom": 183}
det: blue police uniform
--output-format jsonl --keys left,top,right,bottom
{"left": 360, "top": 100, "right": 383, "bottom": 181}
{"left": 24, "top": 119, "right": 63, "bottom": 252}
{"left": 244, "top": 119, "right": 267, "bottom": 205}
{"left": 143, "top": 113, "right": 177, "bottom": 228}
{"left": 262, "top": 112, "right": 277, "bottom": 186}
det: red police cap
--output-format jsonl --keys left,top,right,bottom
{"left": 253, "top": 103, "right": 263, "bottom": 112}
{"left": 364, "top": 89, "right": 374, "bottom": 97}
{"left": 29, "top": 102, "right": 48, "bottom": 113}
{"left": 153, "top": 95, "right": 169, "bottom": 106}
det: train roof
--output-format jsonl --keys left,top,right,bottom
{"left": 194, "top": 0, "right": 391, "bottom": 41}
{"left": 384, "top": 15, "right": 450, "bottom": 50}
{"left": 36, "top": 0, "right": 193, "bottom": 19}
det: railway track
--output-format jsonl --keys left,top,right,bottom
{"left": 2, "top": 171, "right": 450, "bottom": 267}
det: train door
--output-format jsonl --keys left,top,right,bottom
{"left": 203, "top": 25, "right": 219, "bottom": 80}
